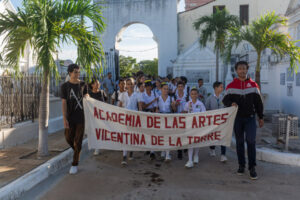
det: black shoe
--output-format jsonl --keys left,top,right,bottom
{"left": 249, "top": 168, "right": 258, "bottom": 180}
{"left": 177, "top": 150, "right": 183, "bottom": 160}
{"left": 145, "top": 151, "right": 150, "bottom": 155}
{"left": 237, "top": 166, "right": 245, "bottom": 175}
{"left": 150, "top": 153, "right": 156, "bottom": 160}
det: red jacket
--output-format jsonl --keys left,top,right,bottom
{"left": 222, "top": 78, "right": 264, "bottom": 119}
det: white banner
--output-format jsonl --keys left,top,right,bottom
{"left": 83, "top": 97, "right": 237, "bottom": 151}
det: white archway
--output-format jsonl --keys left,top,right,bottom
{"left": 95, "top": 0, "right": 178, "bottom": 76}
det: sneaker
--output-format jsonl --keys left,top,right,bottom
{"left": 177, "top": 150, "right": 183, "bottom": 160}
{"left": 237, "top": 166, "right": 245, "bottom": 175}
{"left": 249, "top": 168, "right": 258, "bottom": 180}
{"left": 185, "top": 161, "right": 194, "bottom": 168}
{"left": 121, "top": 156, "right": 127, "bottom": 166}
{"left": 150, "top": 153, "right": 156, "bottom": 160}
{"left": 193, "top": 155, "right": 199, "bottom": 164}
{"left": 93, "top": 149, "right": 100, "bottom": 156}
{"left": 220, "top": 155, "right": 227, "bottom": 163}
{"left": 210, "top": 149, "right": 216, "bottom": 157}
{"left": 160, "top": 151, "right": 166, "bottom": 158}
{"left": 69, "top": 166, "right": 78, "bottom": 174}
{"left": 128, "top": 152, "right": 134, "bottom": 160}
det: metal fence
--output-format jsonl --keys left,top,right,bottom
{"left": 0, "top": 75, "right": 41, "bottom": 130}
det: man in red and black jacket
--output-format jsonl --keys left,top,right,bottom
{"left": 223, "top": 61, "right": 264, "bottom": 180}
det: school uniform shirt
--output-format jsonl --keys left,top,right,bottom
{"left": 197, "top": 85, "right": 207, "bottom": 102}
{"left": 205, "top": 93, "right": 224, "bottom": 111}
{"left": 175, "top": 93, "right": 187, "bottom": 113}
{"left": 112, "top": 90, "right": 125, "bottom": 106}
{"left": 134, "top": 85, "right": 140, "bottom": 93}
{"left": 157, "top": 96, "right": 174, "bottom": 113}
{"left": 168, "top": 83, "right": 177, "bottom": 93}
{"left": 118, "top": 91, "right": 130, "bottom": 108}
{"left": 153, "top": 88, "right": 161, "bottom": 97}
{"left": 184, "top": 100, "right": 206, "bottom": 113}
{"left": 126, "top": 92, "right": 140, "bottom": 111}
{"left": 143, "top": 91, "right": 158, "bottom": 110}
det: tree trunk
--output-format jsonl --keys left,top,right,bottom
{"left": 38, "top": 69, "right": 50, "bottom": 157}
{"left": 216, "top": 49, "right": 219, "bottom": 81}
{"left": 255, "top": 52, "right": 262, "bottom": 89}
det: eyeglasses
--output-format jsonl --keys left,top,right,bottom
{"left": 73, "top": 71, "right": 80, "bottom": 74}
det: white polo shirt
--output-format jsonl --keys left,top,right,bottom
{"left": 118, "top": 92, "right": 130, "bottom": 108}
{"left": 175, "top": 92, "right": 187, "bottom": 113}
{"left": 157, "top": 96, "right": 174, "bottom": 113}
{"left": 143, "top": 91, "right": 157, "bottom": 109}
{"left": 184, "top": 100, "right": 206, "bottom": 113}
{"left": 126, "top": 92, "right": 140, "bottom": 111}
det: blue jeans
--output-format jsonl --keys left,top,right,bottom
{"left": 234, "top": 116, "right": 257, "bottom": 170}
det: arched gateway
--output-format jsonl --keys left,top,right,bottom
{"left": 95, "top": 0, "right": 178, "bottom": 76}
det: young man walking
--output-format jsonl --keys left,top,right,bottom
{"left": 223, "top": 61, "right": 264, "bottom": 180}
{"left": 61, "top": 64, "right": 87, "bottom": 174}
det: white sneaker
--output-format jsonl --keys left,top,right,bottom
{"left": 161, "top": 151, "right": 166, "bottom": 157}
{"left": 93, "top": 149, "right": 100, "bottom": 156}
{"left": 69, "top": 166, "right": 78, "bottom": 174}
{"left": 121, "top": 156, "right": 127, "bottom": 166}
{"left": 193, "top": 155, "right": 199, "bottom": 164}
{"left": 220, "top": 155, "right": 228, "bottom": 162}
{"left": 185, "top": 161, "right": 194, "bottom": 168}
{"left": 128, "top": 156, "right": 134, "bottom": 161}
{"left": 210, "top": 149, "right": 216, "bottom": 157}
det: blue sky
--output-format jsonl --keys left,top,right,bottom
{"left": 10, "top": 0, "right": 186, "bottom": 62}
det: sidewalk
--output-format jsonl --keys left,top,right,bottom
{"left": 0, "top": 130, "right": 69, "bottom": 188}
{"left": 256, "top": 121, "right": 300, "bottom": 153}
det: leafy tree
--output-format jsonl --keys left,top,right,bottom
{"left": 194, "top": 8, "right": 240, "bottom": 81}
{"left": 0, "top": 0, "right": 105, "bottom": 156}
{"left": 226, "top": 12, "right": 300, "bottom": 87}
{"left": 119, "top": 55, "right": 138, "bottom": 77}
{"left": 138, "top": 58, "right": 158, "bottom": 76}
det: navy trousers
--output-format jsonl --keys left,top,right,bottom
{"left": 234, "top": 116, "right": 257, "bottom": 170}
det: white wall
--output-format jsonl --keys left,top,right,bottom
{"left": 96, "top": 0, "right": 178, "bottom": 77}
{"left": 178, "top": 0, "right": 290, "bottom": 53}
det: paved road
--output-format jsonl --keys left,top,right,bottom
{"left": 22, "top": 148, "right": 300, "bottom": 200}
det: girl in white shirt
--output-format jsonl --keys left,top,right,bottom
{"left": 174, "top": 81, "right": 188, "bottom": 160}
{"left": 143, "top": 80, "right": 158, "bottom": 112}
{"left": 183, "top": 88, "right": 206, "bottom": 168}
{"left": 119, "top": 78, "right": 135, "bottom": 165}
{"left": 156, "top": 82, "right": 177, "bottom": 162}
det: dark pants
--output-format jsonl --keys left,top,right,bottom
{"left": 210, "top": 146, "right": 226, "bottom": 155}
{"left": 64, "top": 123, "right": 85, "bottom": 166}
{"left": 234, "top": 116, "right": 257, "bottom": 170}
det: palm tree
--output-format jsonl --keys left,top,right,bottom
{"left": 226, "top": 12, "right": 300, "bottom": 88}
{"left": 0, "top": 0, "right": 105, "bottom": 156}
{"left": 194, "top": 8, "right": 240, "bottom": 81}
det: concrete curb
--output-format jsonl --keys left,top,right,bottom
{"left": 231, "top": 138, "right": 300, "bottom": 167}
{"left": 0, "top": 139, "right": 89, "bottom": 200}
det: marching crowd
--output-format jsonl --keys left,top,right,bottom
{"left": 61, "top": 61, "right": 264, "bottom": 180}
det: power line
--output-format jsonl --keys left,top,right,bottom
{"left": 117, "top": 46, "right": 157, "bottom": 52}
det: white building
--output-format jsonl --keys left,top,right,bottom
{"left": 174, "top": 0, "right": 290, "bottom": 92}
{"left": 0, "top": 0, "right": 36, "bottom": 75}
{"left": 255, "top": 0, "right": 300, "bottom": 117}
